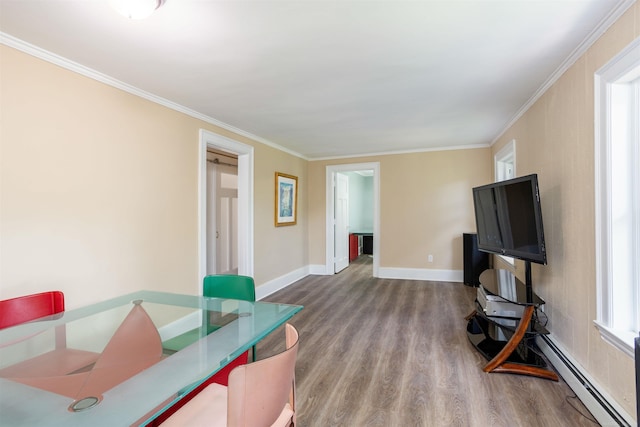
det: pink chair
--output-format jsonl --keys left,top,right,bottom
{"left": 0, "top": 291, "right": 65, "bottom": 329}
{"left": 162, "top": 323, "right": 299, "bottom": 427}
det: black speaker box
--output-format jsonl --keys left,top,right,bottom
{"left": 463, "top": 233, "right": 489, "bottom": 287}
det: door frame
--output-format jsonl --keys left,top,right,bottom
{"left": 198, "top": 129, "right": 254, "bottom": 289}
{"left": 333, "top": 172, "right": 350, "bottom": 273}
{"left": 325, "top": 162, "right": 380, "bottom": 277}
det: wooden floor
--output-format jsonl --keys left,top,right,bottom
{"left": 258, "top": 256, "right": 599, "bottom": 427}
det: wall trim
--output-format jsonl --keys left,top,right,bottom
{"left": 536, "top": 334, "right": 635, "bottom": 427}
{"left": 255, "top": 267, "right": 310, "bottom": 301}
{"left": 312, "top": 143, "right": 491, "bottom": 161}
{"left": 0, "top": 32, "right": 308, "bottom": 161}
{"left": 308, "top": 265, "right": 331, "bottom": 275}
{"left": 378, "top": 267, "right": 463, "bottom": 282}
{"left": 157, "top": 311, "right": 201, "bottom": 342}
{"left": 490, "top": 0, "right": 638, "bottom": 146}
{"left": 256, "top": 266, "right": 464, "bottom": 299}
{"left": 0, "top": 32, "right": 493, "bottom": 159}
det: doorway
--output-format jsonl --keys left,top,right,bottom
{"left": 325, "top": 162, "right": 380, "bottom": 277}
{"left": 198, "top": 130, "right": 254, "bottom": 288}
{"left": 206, "top": 150, "right": 238, "bottom": 275}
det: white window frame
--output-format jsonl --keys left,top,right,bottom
{"left": 495, "top": 139, "right": 516, "bottom": 183}
{"left": 494, "top": 140, "right": 516, "bottom": 266}
{"left": 594, "top": 36, "right": 640, "bottom": 357}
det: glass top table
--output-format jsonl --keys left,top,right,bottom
{"left": 0, "top": 290, "right": 303, "bottom": 426}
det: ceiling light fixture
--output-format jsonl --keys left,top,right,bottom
{"left": 109, "top": 0, "right": 166, "bottom": 20}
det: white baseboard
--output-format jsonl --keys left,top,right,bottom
{"left": 536, "top": 334, "right": 635, "bottom": 427}
{"left": 304, "top": 265, "right": 464, "bottom": 282}
{"left": 157, "top": 311, "right": 200, "bottom": 341}
{"left": 377, "top": 267, "right": 463, "bottom": 282}
{"left": 308, "top": 264, "right": 331, "bottom": 275}
{"left": 254, "top": 265, "right": 466, "bottom": 299}
{"left": 255, "top": 266, "right": 310, "bottom": 300}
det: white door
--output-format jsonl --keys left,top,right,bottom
{"left": 206, "top": 161, "right": 217, "bottom": 275}
{"left": 206, "top": 160, "right": 238, "bottom": 275}
{"left": 334, "top": 172, "right": 349, "bottom": 273}
{"left": 216, "top": 164, "right": 238, "bottom": 274}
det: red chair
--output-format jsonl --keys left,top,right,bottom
{"left": 0, "top": 291, "right": 65, "bottom": 329}
{"left": 0, "top": 291, "right": 99, "bottom": 379}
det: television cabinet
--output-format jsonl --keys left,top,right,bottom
{"left": 466, "top": 269, "right": 558, "bottom": 381}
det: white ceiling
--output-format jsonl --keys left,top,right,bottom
{"left": 0, "top": 1, "right": 632, "bottom": 159}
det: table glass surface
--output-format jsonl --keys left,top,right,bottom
{"left": 0, "top": 290, "right": 302, "bottom": 426}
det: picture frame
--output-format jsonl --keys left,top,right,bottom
{"left": 275, "top": 172, "right": 298, "bottom": 226}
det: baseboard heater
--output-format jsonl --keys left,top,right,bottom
{"left": 536, "top": 335, "right": 635, "bottom": 427}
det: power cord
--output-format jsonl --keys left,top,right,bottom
{"left": 533, "top": 306, "right": 548, "bottom": 327}
{"left": 522, "top": 340, "right": 598, "bottom": 425}
{"left": 565, "top": 392, "right": 599, "bottom": 425}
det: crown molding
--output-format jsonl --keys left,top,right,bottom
{"left": 490, "top": 0, "right": 637, "bottom": 146}
{"left": 310, "top": 142, "right": 491, "bottom": 162}
{"left": 0, "top": 32, "right": 308, "bottom": 161}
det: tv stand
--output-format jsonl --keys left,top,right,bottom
{"left": 466, "top": 268, "right": 558, "bottom": 381}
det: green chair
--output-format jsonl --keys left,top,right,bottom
{"left": 204, "top": 275, "right": 257, "bottom": 362}
{"left": 163, "top": 275, "right": 257, "bottom": 361}
{"left": 154, "top": 275, "right": 258, "bottom": 424}
{"left": 203, "top": 274, "right": 256, "bottom": 303}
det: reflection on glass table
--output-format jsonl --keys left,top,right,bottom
{"left": 0, "top": 291, "right": 302, "bottom": 426}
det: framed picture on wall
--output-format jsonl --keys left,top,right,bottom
{"left": 275, "top": 172, "right": 298, "bottom": 226}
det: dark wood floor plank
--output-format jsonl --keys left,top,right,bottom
{"left": 259, "top": 256, "right": 598, "bottom": 427}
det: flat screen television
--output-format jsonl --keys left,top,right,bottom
{"left": 472, "top": 174, "right": 547, "bottom": 265}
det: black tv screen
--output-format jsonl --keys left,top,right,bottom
{"left": 472, "top": 174, "right": 547, "bottom": 265}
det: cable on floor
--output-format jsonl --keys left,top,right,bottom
{"left": 565, "top": 392, "right": 599, "bottom": 425}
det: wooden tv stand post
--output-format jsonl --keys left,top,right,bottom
{"left": 466, "top": 269, "right": 558, "bottom": 381}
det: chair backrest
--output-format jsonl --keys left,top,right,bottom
{"left": 203, "top": 275, "right": 256, "bottom": 302}
{"left": 0, "top": 291, "right": 65, "bottom": 329}
{"left": 227, "top": 324, "right": 299, "bottom": 427}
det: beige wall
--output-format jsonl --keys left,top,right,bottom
{"left": 308, "top": 149, "right": 493, "bottom": 271}
{"left": 2, "top": 5, "right": 637, "bottom": 417}
{"left": 251, "top": 143, "right": 308, "bottom": 285}
{"left": 492, "top": 3, "right": 639, "bottom": 418}
{"left": 0, "top": 46, "right": 308, "bottom": 308}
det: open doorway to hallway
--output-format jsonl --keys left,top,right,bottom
{"left": 198, "top": 129, "right": 254, "bottom": 288}
{"left": 325, "top": 162, "right": 380, "bottom": 278}
{"left": 206, "top": 149, "right": 238, "bottom": 275}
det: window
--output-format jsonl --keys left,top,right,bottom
{"left": 494, "top": 140, "right": 516, "bottom": 266}
{"left": 594, "top": 36, "right": 640, "bottom": 357}
{"left": 495, "top": 139, "right": 516, "bottom": 183}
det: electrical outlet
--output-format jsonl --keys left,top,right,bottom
{"left": 428, "top": 254, "right": 433, "bottom": 263}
